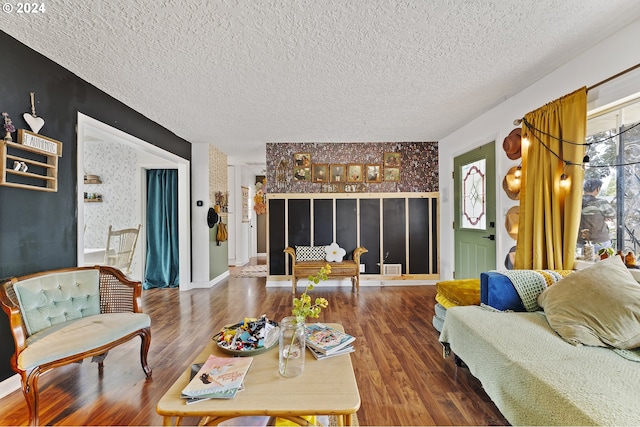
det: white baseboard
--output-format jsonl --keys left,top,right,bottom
{"left": 0, "top": 374, "right": 20, "bottom": 399}
{"left": 266, "top": 278, "right": 437, "bottom": 288}
{"left": 188, "top": 271, "right": 230, "bottom": 290}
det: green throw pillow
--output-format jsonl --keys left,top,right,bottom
{"left": 538, "top": 255, "right": 640, "bottom": 349}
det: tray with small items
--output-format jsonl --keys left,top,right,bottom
{"left": 213, "top": 315, "right": 280, "bottom": 356}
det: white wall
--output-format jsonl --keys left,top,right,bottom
{"left": 227, "top": 163, "right": 255, "bottom": 266}
{"left": 438, "top": 18, "right": 640, "bottom": 280}
{"left": 191, "top": 142, "right": 211, "bottom": 283}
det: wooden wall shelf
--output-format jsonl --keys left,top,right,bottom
{"left": 1, "top": 130, "right": 63, "bottom": 192}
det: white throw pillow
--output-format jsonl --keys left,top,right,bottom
{"left": 325, "top": 242, "right": 346, "bottom": 262}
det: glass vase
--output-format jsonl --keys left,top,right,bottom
{"left": 279, "top": 316, "right": 305, "bottom": 377}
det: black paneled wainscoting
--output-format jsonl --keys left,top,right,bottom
{"left": 267, "top": 193, "right": 439, "bottom": 282}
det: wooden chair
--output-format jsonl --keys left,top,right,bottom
{"left": 104, "top": 224, "right": 141, "bottom": 275}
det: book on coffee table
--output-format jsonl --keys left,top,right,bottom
{"left": 181, "top": 354, "right": 253, "bottom": 399}
{"left": 305, "top": 323, "right": 355, "bottom": 355}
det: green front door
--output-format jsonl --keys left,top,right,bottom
{"left": 453, "top": 141, "right": 496, "bottom": 279}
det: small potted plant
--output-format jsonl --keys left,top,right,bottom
{"left": 598, "top": 247, "right": 615, "bottom": 260}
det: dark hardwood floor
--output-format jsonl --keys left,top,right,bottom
{"left": 0, "top": 260, "right": 508, "bottom": 426}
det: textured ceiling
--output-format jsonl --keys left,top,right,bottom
{"left": 3, "top": 1, "right": 640, "bottom": 166}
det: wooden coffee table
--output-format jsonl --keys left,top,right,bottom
{"left": 156, "top": 323, "right": 360, "bottom": 426}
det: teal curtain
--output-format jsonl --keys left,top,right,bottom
{"left": 144, "top": 169, "right": 179, "bottom": 289}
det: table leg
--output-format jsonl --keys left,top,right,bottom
{"left": 337, "top": 414, "right": 354, "bottom": 426}
{"left": 162, "top": 416, "right": 182, "bottom": 426}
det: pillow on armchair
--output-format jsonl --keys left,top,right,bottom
{"left": 538, "top": 255, "right": 640, "bottom": 349}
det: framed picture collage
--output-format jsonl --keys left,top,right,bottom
{"left": 292, "top": 152, "right": 401, "bottom": 184}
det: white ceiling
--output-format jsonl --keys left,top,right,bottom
{"left": 3, "top": 1, "right": 640, "bottom": 167}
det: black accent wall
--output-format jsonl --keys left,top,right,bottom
{"left": 0, "top": 31, "right": 191, "bottom": 382}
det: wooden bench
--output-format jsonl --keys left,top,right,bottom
{"left": 284, "top": 246, "right": 368, "bottom": 294}
{"left": 0, "top": 265, "right": 152, "bottom": 426}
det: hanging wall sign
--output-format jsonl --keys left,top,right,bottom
{"left": 320, "top": 182, "right": 368, "bottom": 193}
{"left": 18, "top": 129, "right": 62, "bottom": 156}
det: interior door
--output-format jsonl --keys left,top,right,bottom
{"left": 454, "top": 141, "right": 496, "bottom": 278}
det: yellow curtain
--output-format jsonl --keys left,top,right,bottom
{"left": 515, "top": 87, "right": 587, "bottom": 270}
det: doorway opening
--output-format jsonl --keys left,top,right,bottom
{"left": 76, "top": 113, "right": 191, "bottom": 289}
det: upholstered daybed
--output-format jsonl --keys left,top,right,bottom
{"left": 439, "top": 257, "right": 640, "bottom": 425}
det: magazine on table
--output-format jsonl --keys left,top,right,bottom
{"left": 305, "top": 323, "right": 356, "bottom": 355}
{"left": 183, "top": 382, "right": 246, "bottom": 404}
{"left": 181, "top": 354, "right": 253, "bottom": 399}
{"left": 307, "top": 342, "right": 355, "bottom": 360}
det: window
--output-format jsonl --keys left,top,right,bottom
{"left": 583, "top": 97, "right": 640, "bottom": 252}
{"left": 460, "top": 158, "right": 486, "bottom": 230}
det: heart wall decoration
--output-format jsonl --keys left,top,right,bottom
{"left": 23, "top": 92, "right": 45, "bottom": 134}
{"left": 23, "top": 113, "right": 45, "bottom": 134}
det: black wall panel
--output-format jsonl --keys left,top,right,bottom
{"left": 359, "top": 198, "right": 380, "bottom": 273}
{"left": 383, "top": 198, "right": 407, "bottom": 273}
{"left": 313, "top": 199, "right": 333, "bottom": 245}
{"left": 0, "top": 32, "right": 192, "bottom": 382}
{"left": 268, "top": 199, "right": 286, "bottom": 275}
{"left": 288, "top": 199, "right": 311, "bottom": 246}
{"left": 336, "top": 199, "right": 357, "bottom": 258}
{"left": 432, "top": 199, "right": 439, "bottom": 274}
{"left": 409, "top": 198, "right": 431, "bottom": 274}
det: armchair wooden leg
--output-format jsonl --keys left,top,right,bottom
{"left": 139, "top": 327, "right": 153, "bottom": 378}
{"left": 22, "top": 368, "right": 40, "bottom": 426}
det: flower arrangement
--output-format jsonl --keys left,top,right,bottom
{"left": 292, "top": 263, "right": 331, "bottom": 323}
{"left": 281, "top": 264, "right": 331, "bottom": 376}
{"left": 2, "top": 112, "right": 16, "bottom": 141}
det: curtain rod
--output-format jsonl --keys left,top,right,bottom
{"left": 587, "top": 62, "right": 640, "bottom": 91}
{"left": 513, "top": 63, "right": 640, "bottom": 125}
